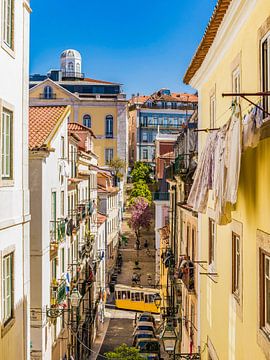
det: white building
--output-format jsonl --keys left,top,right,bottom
{"left": 0, "top": 1, "right": 31, "bottom": 359}
{"left": 97, "top": 170, "right": 120, "bottom": 286}
{"left": 29, "top": 105, "right": 70, "bottom": 360}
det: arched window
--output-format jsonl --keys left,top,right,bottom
{"left": 68, "top": 62, "right": 74, "bottom": 71}
{"left": 76, "top": 63, "right": 80, "bottom": 73}
{"left": 44, "top": 86, "right": 53, "bottom": 99}
{"left": 83, "top": 114, "right": 91, "bottom": 128}
{"left": 105, "top": 115, "right": 113, "bottom": 138}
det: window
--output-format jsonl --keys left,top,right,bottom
{"left": 61, "top": 136, "right": 65, "bottom": 159}
{"left": 83, "top": 114, "right": 91, "bottom": 128}
{"left": 186, "top": 224, "right": 190, "bottom": 257}
{"left": 232, "top": 67, "right": 240, "bottom": 103}
{"left": 105, "top": 115, "right": 113, "bottom": 138}
{"left": 2, "top": 253, "right": 13, "bottom": 324}
{"left": 61, "top": 248, "right": 65, "bottom": 274}
{"left": 61, "top": 191, "right": 64, "bottom": 217}
{"left": 68, "top": 62, "right": 74, "bottom": 71}
{"left": 142, "top": 148, "right": 148, "bottom": 160}
{"left": 191, "top": 227, "right": 196, "bottom": 262}
{"left": 51, "top": 192, "right": 57, "bottom": 220}
{"left": 260, "top": 250, "right": 270, "bottom": 335}
{"left": 232, "top": 233, "right": 240, "bottom": 298}
{"left": 262, "top": 34, "right": 270, "bottom": 114}
{"left": 52, "top": 257, "right": 57, "bottom": 280}
{"left": 105, "top": 148, "right": 113, "bottom": 164}
{"left": 2, "top": 0, "right": 14, "bottom": 49}
{"left": 208, "top": 218, "right": 216, "bottom": 265}
{"left": 1, "top": 109, "right": 12, "bottom": 180}
{"left": 43, "top": 86, "right": 53, "bottom": 100}
{"left": 142, "top": 116, "right": 148, "bottom": 127}
{"left": 210, "top": 95, "right": 216, "bottom": 128}
{"left": 142, "top": 132, "right": 148, "bottom": 142}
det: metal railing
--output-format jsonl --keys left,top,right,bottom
{"left": 50, "top": 219, "right": 66, "bottom": 245}
{"left": 62, "top": 71, "right": 85, "bottom": 79}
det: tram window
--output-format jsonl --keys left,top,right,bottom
{"left": 117, "top": 291, "right": 130, "bottom": 299}
{"left": 132, "top": 292, "right": 141, "bottom": 301}
{"left": 149, "top": 294, "right": 155, "bottom": 303}
{"left": 145, "top": 295, "right": 149, "bottom": 303}
{"left": 127, "top": 291, "right": 131, "bottom": 299}
{"left": 145, "top": 294, "right": 155, "bottom": 303}
{"left": 141, "top": 293, "right": 144, "bottom": 301}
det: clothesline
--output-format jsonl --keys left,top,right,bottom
{"left": 187, "top": 102, "right": 263, "bottom": 225}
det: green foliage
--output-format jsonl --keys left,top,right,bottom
{"left": 105, "top": 344, "right": 145, "bottom": 359}
{"left": 130, "top": 180, "right": 152, "bottom": 203}
{"left": 109, "top": 157, "right": 126, "bottom": 179}
{"left": 130, "top": 162, "right": 151, "bottom": 183}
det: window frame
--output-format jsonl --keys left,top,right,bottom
{"left": 1, "top": 0, "right": 15, "bottom": 54}
{"left": 142, "top": 148, "right": 148, "bottom": 160}
{"left": 2, "top": 252, "right": 14, "bottom": 326}
{"left": 1, "top": 107, "right": 13, "bottom": 181}
{"left": 105, "top": 148, "right": 113, "bottom": 165}
{"left": 208, "top": 218, "right": 216, "bottom": 266}
{"left": 261, "top": 32, "right": 270, "bottom": 115}
{"left": 83, "top": 114, "right": 91, "bottom": 128}
{"left": 209, "top": 94, "right": 216, "bottom": 128}
{"left": 260, "top": 249, "right": 270, "bottom": 336}
{"left": 105, "top": 115, "right": 113, "bottom": 138}
{"left": 232, "top": 232, "right": 241, "bottom": 300}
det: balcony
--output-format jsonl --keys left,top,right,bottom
{"left": 62, "top": 71, "right": 85, "bottom": 79}
{"left": 152, "top": 192, "right": 170, "bottom": 201}
{"left": 50, "top": 219, "right": 66, "bottom": 251}
{"left": 50, "top": 278, "right": 67, "bottom": 306}
{"left": 178, "top": 258, "right": 195, "bottom": 293}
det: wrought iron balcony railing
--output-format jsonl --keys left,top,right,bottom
{"left": 50, "top": 219, "right": 66, "bottom": 247}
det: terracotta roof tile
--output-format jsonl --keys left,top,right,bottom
{"left": 68, "top": 122, "right": 95, "bottom": 137}
{"left": 183, "top": 0, "right": 232, "bottom": 84}
{"left": 29, "top": 106, "right": 69, "bottom": 150}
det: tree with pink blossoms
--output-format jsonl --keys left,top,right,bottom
{"left": 128, "top": 197, "right": 152, "bottom": 250}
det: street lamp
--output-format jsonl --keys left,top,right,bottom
{"left": 160, "top": 322, "right": 178, "bottom": 355}
{"left": 70, "top": 288, "right": 82, "bottom": 308}
{"left": 154, "top": 293, "right": 162, "bottom": 309}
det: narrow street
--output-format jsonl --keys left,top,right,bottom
{"left": 90, "top": 207, "right": 164, "bottom": 359}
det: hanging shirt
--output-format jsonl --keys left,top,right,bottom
{"left": 187, "top": 132, "right": 217, "bottom": 213}
{"left": 224, "top": 104, "right": 242, "bottom": 205}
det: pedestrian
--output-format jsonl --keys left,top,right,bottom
{"left": 144, "top": 239, "right": 148, "bottom": 248}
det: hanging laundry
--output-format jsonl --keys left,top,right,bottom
{"left": 242, "top": 105, "right": 263, "bottom": 150}
{"left": 212, "top": 122, "right": 232, "bottom": 225}
{"left": 187, "top": 131, "right": 217, "bottom": 213}
{"left": 224, "top": 104, "right": 242, "bottom": 205}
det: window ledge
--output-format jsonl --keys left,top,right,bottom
{"left": 1, "top": 317, "right": 15, "bottom": 337}
{"left": 0, "top": 179, "right": 15, "bottom": 187}
{"left": 257, "top": 328, "right": 270, "bottom": 360}
{"left": 1, "top": 40, "right": 15, "bottom": 59}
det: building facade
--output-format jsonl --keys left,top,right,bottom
{"left": 184, "top": 0, "right": 270, "bottom": 358}
{"left": 29, "top": 50, "right": 128, "bottom": 171}
{"left": 128, "top": 89, "right": 197, "bottom": 169}
{"left": 0, "top": 1, "right": 31, "bottom": 359}
{"left": 29, "top": 105, "right": 70, "bottom": 360}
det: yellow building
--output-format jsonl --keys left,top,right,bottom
{"left": 184, "top": 0, "right": 270, "bottom": 359}
{"left": 29, "top": 49, "right": 128, "bottom": 170}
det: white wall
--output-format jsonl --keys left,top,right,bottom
{"left": 0, "top": 1, "right": 31, "bottom": 359}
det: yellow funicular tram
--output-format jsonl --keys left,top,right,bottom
{"left": 115, "top": 284, "right": 160, "bottom": 313}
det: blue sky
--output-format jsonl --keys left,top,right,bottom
{"left": 30, "top": 0, "right": 217, "bottom": 97}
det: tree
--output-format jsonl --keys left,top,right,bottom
{"left": 128, "top": 197, "right": 152, "bottom": 250}
{"left": 130, "top": 180, "right": 152, "bottom": 204}
{"left": 109, "top": 157, "right": 126, "bottom": 179}
{"left": 130, "top": 162, "right": 151, "bottom": 183}
{"left": 105, "top": 344, "right": 145, "bottom": 360}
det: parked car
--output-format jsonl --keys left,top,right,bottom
{"left": 135, "top": 338, "right": 160, "bottom": 359}
{"left": 136, "top": 312, "right": 156, "bottom": 325}
{"left": 133, "top": 321, "right": 155, "bottom": 336}
{"left": 132, "top": 330, "right": 155, "bottom": 346}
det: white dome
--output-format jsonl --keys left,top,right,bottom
{"left": 61, "top": 49, "right": 81, "bottom": 60}
{"left": 60, "top": 49, "right": 83, "bottom": 78}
